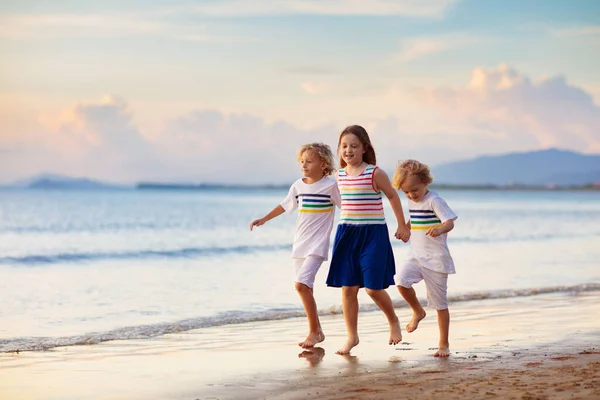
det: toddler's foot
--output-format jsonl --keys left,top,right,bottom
{"left": 406, "top": 310, "right": 426, "bottom": 333}
{"left": 434, "top": 343, "right": 450, "bottom": 357}
{"left": 336, "top": 337, "right": 359, "bottom": 355}
{"left": 299, "top": 331, "right": 325, "bottom": 348}
{"left": 389, "top": 317, "right": 402, "bottom": 345}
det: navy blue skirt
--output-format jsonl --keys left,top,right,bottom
{"left": 326, "top": 224, "right": 395, "bottom": 290}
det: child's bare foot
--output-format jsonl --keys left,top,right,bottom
{"left": 406, "top": 310, "right": 426, "bottom": 333}
{"left": 299, "top": 331, "right": 325, "bottom": 348}
{"left": 389, "top": 318, "right": 403, "bottom": 345}
{"left": 336, "top": 337, "right": 359, "bottom": 355}
{"left": 434, "top": 343, "right": 450, "bottom": 357}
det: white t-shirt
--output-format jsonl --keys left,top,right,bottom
{"left": 406, "top": 190, "right": 458, "bottom": 274}
{"left": 280, "top": 176, "right": 341, "bottom": 259}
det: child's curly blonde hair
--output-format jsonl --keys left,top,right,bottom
{"left": 297, "top": 142, "right": 336, "bottom": 176}
{"left": 392, "top": 159, "right": 433, "bottom": 189}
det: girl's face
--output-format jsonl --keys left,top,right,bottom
{"left": 299, "top": 149, "right": 325, "bottom": 182}
{"left": 400, "top": 174, "right": 429, "bottom": 203}
{"left": 339, "top": 133, "right": 365, "bottom": 167}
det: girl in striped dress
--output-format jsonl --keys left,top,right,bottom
{"left": 326, "top": 125, "right": 411, "bottom": 355}
{"left": 250, "top": 143, "right": 341, "bottom": 348}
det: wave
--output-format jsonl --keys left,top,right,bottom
{"left": 4, "top": 232, "right": 595, "bottom": 265}
{"left": 2, "top": 283, "right": 598, "bottom": 353}
{"left": 0, "top": 244, "right": 292, "bottom": 265}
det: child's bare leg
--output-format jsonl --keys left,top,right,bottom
{"left": 397, "top": 286, "right": 426, "bottom": 332}
{"left": 295, "top": 282, "right": 324, "bottom": 348}
{"left": 434, "top": 308, "right": 450, "bottom": 357}
{"left": 365, "top": 288, "right": 402, "bottom": 345}
{"left": 337, "top": 286, "right": 360, "bottom": 355}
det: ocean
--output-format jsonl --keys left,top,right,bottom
{"left": 1, "top": 188, "right": 599, "bottom": 352}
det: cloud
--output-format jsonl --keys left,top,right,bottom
{"left": 300, "top": 81, "right": 330, "bottom": 95}
{"left": 0, "top": 1, "right": 461, "bottom": 40}
{"left": 282, "top": 66, "right": 338, "bottom": 75}
{"left": 181, "top": 0, "right": 461, "bottom": 18}
{"left": 0, "top": 14, "right": 163, "bottom": 38}
{"left": 393, "top": 34, "right": 485, "bottom": 63}
{"left": 553, "top": 25, "right": 600, "bottom": 37}
{"left": 423, "top": 64, "right": 600, "bottom": 154}
{"left": 155, "top": 110, "right": 337, "bottom": 184}
{"left": 0, "top": 96, "right": 164, "bottom": 183}
{"left": 0, "top": 13, "right": 248, "bottom": 42}
{"left": 2, "top": 64, "right": 599, "bottom": 184}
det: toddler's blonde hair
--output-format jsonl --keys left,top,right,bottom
{"left": 392, "top": 159, "right": 433, "bottom": 189}
{"left": 297, "top": 142, "right": 336, "bottom": 176}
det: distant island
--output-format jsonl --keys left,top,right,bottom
{"left": 4, "top": 148, "right": 600, "bottom": 191}
{"left": 6, "top": 174, "right": 129, "bottom": 190}
{"left": 432, "top": 148, "right": 600, "bottom": 186}
{"left": 134, "top": 182, "right": 600, "bottom": 191}
{"left": 136, "top": 182, "right": 290, "bottom": 190}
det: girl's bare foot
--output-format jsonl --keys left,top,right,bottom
{"left": 389, "top": 318, "right": 403, "bottom": 345}
{"left": 336, "top": 337, "right": 359, "bottom": 355}
{"left": 434, "top": 343, "right": 450, "bottom": 357}
{"left": 406, "top": 310, "right": 426, "bottom": 333}
{"left": 299, "top": 331, "right": 325, "bottom": 348}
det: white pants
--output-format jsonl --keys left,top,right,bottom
{"left": 293, "top": 255, "right": 325, "bottom": 288}
{"left": 395, "top": 258, "right": 449, "bottom": 310}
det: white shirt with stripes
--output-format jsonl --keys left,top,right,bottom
{"left": 280, "top": 176, "right": 341, "bottom": 259}
{"left": 407, "top": 190, "right": 458, "bottom": 274}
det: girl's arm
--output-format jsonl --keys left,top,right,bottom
{"left": 250, "top": 205, "right": 285, "bottom": 230}
{"left": 373, "top": 168, "right": 410, "bottom": 242}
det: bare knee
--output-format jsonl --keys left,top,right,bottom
{"left": 341, "top": 286, "right": 360, "bottom": 298}
{"left": 295, "top": 282, "right": 312, "bottom": 293}
{"left": 365, "top": 288, "right": 382, "bottom": 298}
{"left": 398, "top": 285, "right": 413, "bottom": 295}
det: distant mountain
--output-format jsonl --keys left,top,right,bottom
{"left": 8, "top": 173, "right": 129, "bottom": 190}
{"left": 432, "top": 148, "right": 600, "bottom": 186}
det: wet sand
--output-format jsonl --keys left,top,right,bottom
{"left": 1, "top": 291, "right": 599, "bottom": 399}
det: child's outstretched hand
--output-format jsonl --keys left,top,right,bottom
{"left": 250, "top": 218, "right": 265, "bottom": 231}
{"left": 426, "top": 227, "right": 441, "bottom": 237}
{"left": 394, "top": 223, "right": 410, "bottom": 242}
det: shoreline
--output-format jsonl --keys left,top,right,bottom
{"left": 1, "top": 291, "right": 599, "bottom": 399}
{"left": 3, "top": 283, "right": 598, "bottom": 354}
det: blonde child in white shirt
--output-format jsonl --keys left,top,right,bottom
{"left": 392, "top": 159, "right": 458, "bottom": 357}
{"left": 250, "top": 143, "right": 341, "bottom": 348}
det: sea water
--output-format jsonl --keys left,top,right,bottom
{"left": 1, "top": 188, "right": 599, "bottom": 352}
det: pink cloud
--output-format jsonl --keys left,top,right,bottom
{"left": 423, "top": 64, "right": 600, "bottom": 153}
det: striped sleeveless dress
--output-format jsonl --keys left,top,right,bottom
{"left": 326, "top": 165, "right": 396, "bottom": 290}
{"left": 338, "top": 165, "right": 385, "bottom": 225}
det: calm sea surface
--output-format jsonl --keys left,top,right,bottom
{"left": 1, "top": 188, "right": 599, "bottom": 352}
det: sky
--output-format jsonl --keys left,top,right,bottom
{"left": 1, "top": 0, "right": 599, "bottom": 184}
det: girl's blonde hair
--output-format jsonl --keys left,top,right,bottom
{"left": 337, "top": 125, "right": 376, "bottom": 168}
{"left": 297, "top": 142, "right": 336, "bottom": 176}
{"left": 392, "top": 159, "right": 433, "bottom": 189}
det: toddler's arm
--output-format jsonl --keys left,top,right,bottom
{"left": 427, "top": 196, "right": 457, "bottom": 237}
{"left": 426, "top": 219, "right": 454, "bottom": 237}
{"left": 250, "top": 205, "right": 285, "bottom": 231}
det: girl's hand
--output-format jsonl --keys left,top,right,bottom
{"left": 250, "top": 218, "right": 265, "bottom": 231}
{"left": 426, "top": 227, "right": 441, "bottom": 237}
{"left": 395, "top": 224, "right": 410, "bottom": 242}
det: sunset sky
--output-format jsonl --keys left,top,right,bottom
{"left": 1, "top": 0, "right": 599, "bottom": 184}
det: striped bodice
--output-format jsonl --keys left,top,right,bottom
{"left": 409, "top": 210, "right": 441, "bottom": 230}
{"left": 338, "top": 165, "right": 385, "bottom": 225}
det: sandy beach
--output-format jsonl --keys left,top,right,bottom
{"left": 2, "top": 290, "right": 599, "bottom": 400}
